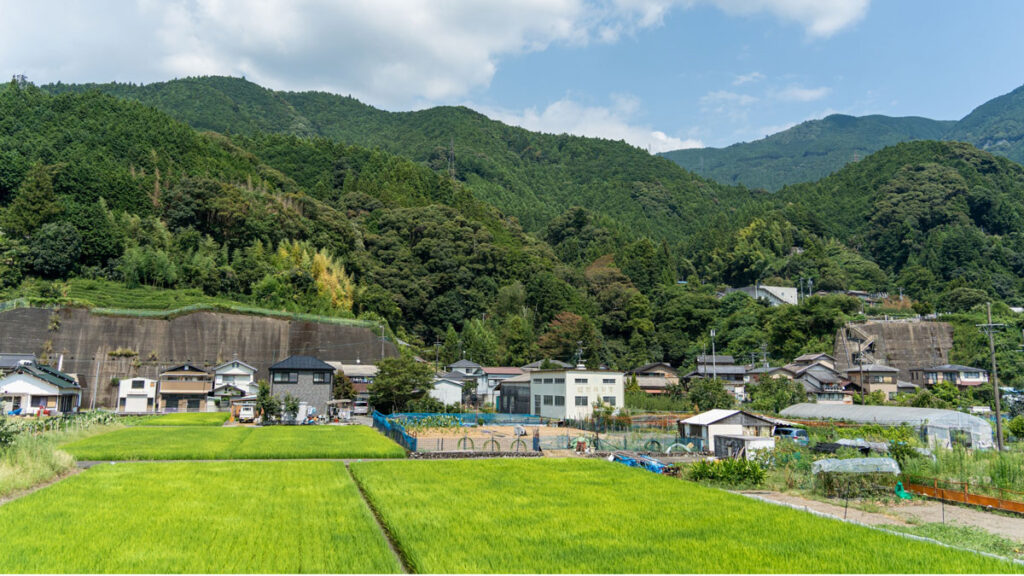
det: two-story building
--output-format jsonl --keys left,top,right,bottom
{"left": 269, "top": 355, "right": 334, "bottom": 415}
{"left": 213, "top": 359, "right": 258, "bottom": 396}
{"left": 844, "top": 364, "right": 900, "bottom": 400}
{"left": 684, "top": 355, "right": 747, "bottom": 401}
{"left": 158, "top": 364, "right": 213, "bottom": 412}
{"left": 116, "top": 377, "right": 158, "bottom": 413}
{"left": 528, "top": 368, "right": 624, "bottom": 420}
{"left": 910, "top": 364, "right": 989, "bottom": 390}
{"left": 625, "top": 362, "right": 679, "bottom": 394}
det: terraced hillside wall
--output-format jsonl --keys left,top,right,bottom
{"left": 0, "top": 308, "right": 396, "bottom": 409}
{"left": 834, "top": 320, "right": 953, "bottom": 383}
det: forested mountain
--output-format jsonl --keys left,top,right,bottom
{"left": 946, "top": 83, "right": 1024, "bottom": 165}
{"left": 660, "top": 82, "right": 1024, "bottom": 191}
{"left": 659, "top": 114, "right": 953, "bottom": 191}
{"left": 44, "top": 77, "right": 758, "bottom": 245}
{"left": 773, "top": 141, "right": 1024, "bottom": 305}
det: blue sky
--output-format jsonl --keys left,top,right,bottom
{"left": 3, "top": 1, "right": 1023, "bottom": 151}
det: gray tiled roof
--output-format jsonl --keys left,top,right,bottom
{"left": 270, "top": 355, "right": 334, "bottom": 371}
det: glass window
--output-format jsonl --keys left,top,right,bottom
{"left": 602, "top": 396, "right": 616, "bottom": 406}
{"left": 131, "top": 380, "right": 145, "bottom": 390}
{"left": 554, "top": 396, "right": 565, "bottom": 406}
{"left": 575, "top": 378, "right": 588, "bottom": 384}
{"left": 574, "top": 396, "right": 588, "bottom": 406}
{"left": 602, "top": 378, "right": 615, "bottom": 384}
{"left": 313, "top": 372, "right": 328, "bottom": 383}
{"left": 543, "top": 395, "right": 553, "bottom": 406}
{"left": 554, "top": 378, "right": 565, "bottom": 384}
{"left": 543, "top": 378, "right": 553, "bottom": 384}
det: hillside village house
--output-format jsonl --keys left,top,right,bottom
{"left": 528, "top": 368, "right": 624, "bottom": 420}
{"left": 270, "top": 355, "right": 334, "bottom": 415}
{"left": 910, "top": 364, "right": 989, "bottom": 390}
{"left": 0, "top": 363, "right": 81, "bottom": 415}
{"left": 327, "top": 362, "right": 378, "bottom": 402}
{"left": 117, "top": 377, "right": 158, "bottom": 413}
{"left": 845, "top": 364, "right": 900, "bottom": 400}
{"left": 625, "top": 362, "right": 678, "bottom": 394}
{"left": 158, "top": 364, "right": 213, "bottom": 412}
{"left": 213, "top": 359, "right": 258, "bottom": 396}
{"left": 429, "top": 376, "right": 465, "bottom": 406}
{"left": 684, "top": 355, "right": 747, "bottom": 401}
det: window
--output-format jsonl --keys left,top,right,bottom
{"left": 543, "top": 395, "right": 553, "bottom": 406}
{"left": 543, "top": 378, "right": 553, "bottom": 384}
{"left": 131, "top": 380, "right": 145, "bottom": 390}
{"left": 313, "top": 372, "right": 328, "bottom": 384}
{"left": 554, "top": 378, "right": 565, "bottom": 384}
{"left": 602, "top": 396, "right": 616, "bottom": 406}
{"left": 602, "top": 378, "right": 615, "bottom": 384}
{"left": 575, "top": 378, "right": 588, "bottom": 384}
{"left": 534, "top": 395, "right": 541, "bottom": 414}
{"left": 554, "top": 396, "right": 565, "bottom": 406}
{"left": 964, "top": 372, "right": 981, "bottom": 379}
{"left": 575, "top": 396, "right": 588, "bottom": 406}
{"left": 273, "top": 372, "right": 298, "bottom": 384}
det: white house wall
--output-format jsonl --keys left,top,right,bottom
{"left": 0, "top": 374, "right": 60, "bottom": 396}
{"left": 429, "top": 382, "right": 463, "bottom": 405}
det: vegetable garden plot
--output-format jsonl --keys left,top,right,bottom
{"left": 62, "top": 425, "right": 405, "bottom": 460}
{"left": 0, "top": 461, "right": 400, "bottom": 573}
{"left": 350, "top": 458, "right": 1021, "bottom": 574}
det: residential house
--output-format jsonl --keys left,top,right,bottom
{"left": 0, "top": 353, "right": 36, "bottom": 377}
{"left": 844, "top": 364, "right": 900, "bottom": 401}
{"left": 116, "top": 377, "right": 158, "bottom": 413}
{"left": 213, "top": 359, "right": 258, "bottom": 395}
{"left": 158, "top": 364, "right": 213, "bottom": 412}
{"left": 678, "top": 409, "right": 775, "bottom": 453}
{"left": 0, "top": 363, "right": 81, "bottom": 415}
{"left": 520, "top": 359, "right": 572, "bottom": 372}
{"left": 684, "top": 355, "right": 747, "bottom": 401}
{"left": 444, "top": 360, "right": 489, "bottom": 407}
{"left": 429, "top": 376, "right": 464, "bottom": 406}
{"left": 910, "top": 365, "right": 989, "bottom": 390}
{"left": 625, "top": 362, "right": 679, "bottom": 394}
{"left": 328, "top": 362, "right": 378, "bottom": 402}
{"left": 791, "top": 353, "right": 836, "bottom": 371}
{"left": 269, "top": 355, "right": 334, "bottom": 415}
{"left": 781, "top": 354, "right": 851, "bottom": 405}
{"left": 481, "top": 367, "right": 523, "bottom": 405}
{"left": 528, "top": 368, "right": 624, "bottom": 420}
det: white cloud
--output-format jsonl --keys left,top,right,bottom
{"left": 733, "top": 72, "right": 765, "bottom": 86}
{"left": 702, "top": 0, "right": 869, "bottom": 38}
{"left": 775, "top": 85, "right": 831, "bottom": 102}
{"left": 701, "top": 90, "right": 758, "bottom": 107}
{"left": 480, "top": 97, "right": 702, "bottom": 153}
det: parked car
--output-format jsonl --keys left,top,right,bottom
{"left": 774, "top": 426, "right": 809, "bottom": 446}
{"left": 352, "top": 400, "right": 369, "bottom": 415}
{"left": 237, "top": 405, "right": 256, "bottom": 423}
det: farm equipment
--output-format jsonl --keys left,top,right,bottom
{"left": 611, "top": 452, "right": 670, "bottom": 474}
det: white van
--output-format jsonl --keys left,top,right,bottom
{"left": 352, "top": 400, "right": 369, "bottom": 415}
{"left": 237, "top": 405, "right": 256, "bottom": 423}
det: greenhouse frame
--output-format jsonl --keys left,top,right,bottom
{"left": 780, "top": 403, "right": 994, "bottom": 450}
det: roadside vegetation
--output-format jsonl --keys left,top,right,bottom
{"left": 140, "top": 412, "right": 230, "bottom": 426}
{"left": 0, "top": 461, "right": 401, "bottom": 573}
{"left": 350, "top": 458, "right": 1016, "bottom": 573}
{"left": 61, "top": 425, "right": 406, "bottom": 460}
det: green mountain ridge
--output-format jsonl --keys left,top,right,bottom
{"left": 659, "top": 82, "right": 1024, "bottom": 190}
{"left": 43, "top": 76, "right": 755, "bottom": 246}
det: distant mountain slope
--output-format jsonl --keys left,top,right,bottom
{"left": 659, "top": 114, "right": 954, "bottom": 191}
{"left": 43, "top": 77, "right": 754, "bottom": 245}
{"left": 946, "top": 83, "right": 1024, "bottom": 165}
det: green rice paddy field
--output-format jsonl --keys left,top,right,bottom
{"left": 61, "top": 425, "right": 406, "bottom": 460}
{"left": 0, "top": 461, "right": 400, "bottom": 573}
{"left": 350, "top": 459, "right": 1022, "bottom": 574}
{"left": 139, "top": 412, "right": 231, "bottom": 426}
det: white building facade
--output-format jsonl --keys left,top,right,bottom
{"left": 213, "top": 360, "right": 258, "bottom": 396}
{"left": 528, "top": 369, "right": 624, "bottom": 420}
{"left": 117, "top": 377, "right": 159, "bottom": 413}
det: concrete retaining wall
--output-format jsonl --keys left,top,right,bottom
{"left": 0, "top": 308, "right": 396, "bottom": 409}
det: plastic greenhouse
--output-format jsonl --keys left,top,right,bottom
{"left": 780, "top": 403, "right": 994, "bottom": 450}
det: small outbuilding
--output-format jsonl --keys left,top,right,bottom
{"left": 714, "top": 435, "right": 776, "bottom": 460}
{"left": 678, "top": 409, "right": 776, "bottom": 452}
{"left": 117, "top": 377, "right": 158, "bottom": 413}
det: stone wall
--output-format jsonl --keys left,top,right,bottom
{"left": 834, "top": 320, "right": 954, "bottom": 383}
{"left": 0, "top": 308, "right": 396, "bottom": 409}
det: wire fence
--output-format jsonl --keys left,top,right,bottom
{"left": 371, "top": 410, "right": 417, "bottom": 452}
{"left": 902, "top": 474, "right": 1024, "bottom": 514}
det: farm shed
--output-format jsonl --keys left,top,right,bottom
{"left": 714, "top": 435, "right": 775, "bottom": 460}
{"left": 678, "top": 410, "right": 775, "bottom": 452}
{"left": 780, "top": 403, "right": 993, "bottom": 449}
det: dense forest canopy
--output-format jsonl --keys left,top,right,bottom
{"left": 2, "top": 77, "right": 1024, "bottom": 378}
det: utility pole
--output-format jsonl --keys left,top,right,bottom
{"left": 434, "top": 338, "right": 441, "bottom": 372}
{"left": 978, "top": 302, "right": 1005, "bottom": 451}
{"left": 857, "top": 338, "right": 865, "bottom": 405}
{"left": 379, "top": 324, "right": 385, "bottom": 360}
{"left": 710, "top": 329, "right": 717, "bottom": 381}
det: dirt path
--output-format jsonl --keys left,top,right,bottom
{"left": 741, "top": 490, "right": 1024, "bottom": 543}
